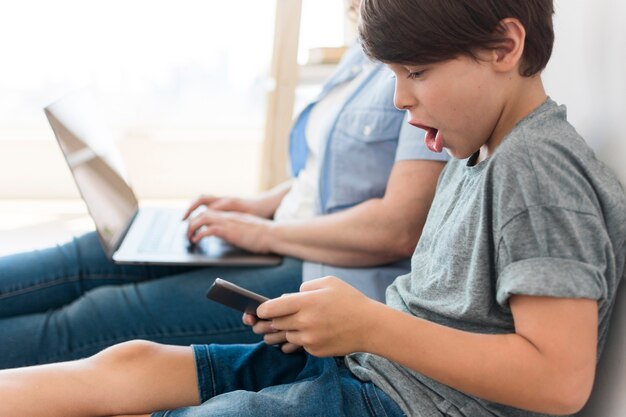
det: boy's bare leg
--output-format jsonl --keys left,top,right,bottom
{"left": 111, "top": 415, "right": 151, "bottom": 417}
{"left": 0, "top": 340, "right": 200, "bottom": 417}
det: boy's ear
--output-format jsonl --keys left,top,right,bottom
{"left": 490, "top": 18, "right": 526, "bottom": 74}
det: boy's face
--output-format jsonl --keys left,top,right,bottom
{"left": 388, "top": 55, "right": 505, "bottom": 160}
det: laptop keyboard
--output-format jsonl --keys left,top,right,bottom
{"left": 138, "top": 210, "right": 187, "bottom": 253}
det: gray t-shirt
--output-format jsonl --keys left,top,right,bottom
{"left": 303, "top": 113, "right": 449, "bottom": 302}
{"left": 346, "top": 98, "right": 626, "bottom": 417}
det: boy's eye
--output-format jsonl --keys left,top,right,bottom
{"left": 407, "top": 70, "right": 424, "bottom": 80}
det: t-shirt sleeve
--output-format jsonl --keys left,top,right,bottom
{"left": 395, "top": 113, "right": 451, "bottom": 162}
{"left": 495, "top": 206, "right": 609, "bottom": 308}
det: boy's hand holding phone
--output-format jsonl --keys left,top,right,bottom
{"left": 242, "top": 313, "right": 302, "bottom": 354}
{"left": 206, "top": 279, "right": 301, "bottom": 353}
{"left": 208, "top": 276, "right": 378, "bottom": 357}
{"left": 256, "top": 276, "right": 377, "bottom": 358}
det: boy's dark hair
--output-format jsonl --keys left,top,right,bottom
{"left": 359, "top": 0, "right": 554, "bottom": 77}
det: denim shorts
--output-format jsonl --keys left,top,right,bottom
{"left": 151, "top": 342, "right": 405, "bottom": 417}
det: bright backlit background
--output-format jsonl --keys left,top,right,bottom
{"left": 0, "top": 0, "right": 346, "bottom": 199}
{"left": 0, "top": 0, "right": 344, "bottom": 141}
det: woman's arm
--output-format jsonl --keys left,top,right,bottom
{"left": 267, "top": 159, "right": 444, "bottom": 265}
{"left": 260, "top": 278, "right": 598, "bottom": 415}
{"left": 188, "top": 159, "right": 445, "bottom": 266}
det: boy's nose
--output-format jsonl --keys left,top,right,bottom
{"left": 393, "top": 79, "right": 417, "bottom": 111}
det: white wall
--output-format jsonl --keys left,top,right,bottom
{"left": 547, "top": 3, "right": 626, "bottom": 415}
{"left": 544, "top": 0, "right": 626, "bottom": 185}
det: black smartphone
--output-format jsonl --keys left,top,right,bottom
{"left": 206, "top": 278, "right": 269, "bottom": 315}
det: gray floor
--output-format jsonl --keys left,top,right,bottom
{"left": 0, "top": 200, "right": 92, "bottom": 256}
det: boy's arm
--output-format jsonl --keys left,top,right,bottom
{"left": 259, "top": 277, "right": 598, "bottom": 415}
{"left": 365, "top": 294, "right": 598, "bottom": 415}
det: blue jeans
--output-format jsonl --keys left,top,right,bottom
{"left": 0, "top": 232, "right": 302, "bottom": 368}
{"left": 152, "top": 343, "right": 405, "bottom": 417}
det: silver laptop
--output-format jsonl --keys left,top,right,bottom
{"left": 44, "top": 90, "right": 281, "bottom": 266}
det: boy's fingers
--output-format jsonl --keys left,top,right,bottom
{"left": 257, "top": 293, "right": 305, "bottom": 319}
{"left": 263, "top": 331, "right": 288, "bottom": 345}
{"left": 267, "top": 315, "right": 300, "bottom": 332}
{"left": 252, "top": 320, "right": 274, "bottom": 335}
{"left": 281, "top": 342, "right": 302, "bottom": 354}
{"left": 284, "top": 330, "right": 303, "bottom": 347}
{"left": 242, "top": 313, "right": 257, "bottom": 326}
{"left": 300, "top": 276, "right": 336, "bottom": 292}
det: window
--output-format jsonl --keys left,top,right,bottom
{"left": 0, "top": 0, "right": 277, "bottom": 142}
{"left": 299, "top": 0, "right": 346, "bottom": 65}
{"left": 296, "top": 0, "right": 350, "bottom": 110}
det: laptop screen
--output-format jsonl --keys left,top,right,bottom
{"left": 44, "top": 90, "right": 138, "bottom": 256}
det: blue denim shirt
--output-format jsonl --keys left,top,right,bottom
{"left": 290, "top": 44, "right": 408, "bottom": 214}
{"left": 289, "top": 44, "right": 448, "bottom": 301}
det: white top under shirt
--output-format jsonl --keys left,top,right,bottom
{"left": 274, "top": 63, "right": 375, "bottom": 222}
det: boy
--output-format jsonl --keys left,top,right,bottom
{"left": 0, "top": 1, "right": 624, "bottom": 416}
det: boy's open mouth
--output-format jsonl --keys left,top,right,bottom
{"left": 409, "top": 122, "right": 443, "bottom": 153}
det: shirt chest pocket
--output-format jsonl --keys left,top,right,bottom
{"left": 323, "top": 108, "right": 404, "bottom": 213}
{"left": 334, "top": 108, "right": 402, "bottom": 143}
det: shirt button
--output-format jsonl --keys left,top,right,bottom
{"left": 363, "top": 125, "right": 372, "bottom": 136}
{"left": 351, "top": 65, "right": 361, "bottom": 74}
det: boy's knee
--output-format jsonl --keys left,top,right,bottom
{"left": 91, "top": 340, "right": 162, "bottom": 369}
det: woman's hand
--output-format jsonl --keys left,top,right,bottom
{"left": 183, "top": 182, "right": 292, "bottom": 221}
{"left": 185, "top": 210, "right": 274, "bottom": 253}
{"left": 242, "top": 313, "right": 302, "bottom": 354}
{"left": 256, "top": 277, "right": 378, "bottom": 357}
{"left": 182, "top": 194, "right": 273, "bottom": 220}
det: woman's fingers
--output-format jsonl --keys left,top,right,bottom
{"left": 190, "top": 226, "right": 225, "bottom": 243}
{"left": 182, "top": 195, "right": 218, "bottom": 220}
{"left": 186, "top": 211, "right": 224, "bottom": 241}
